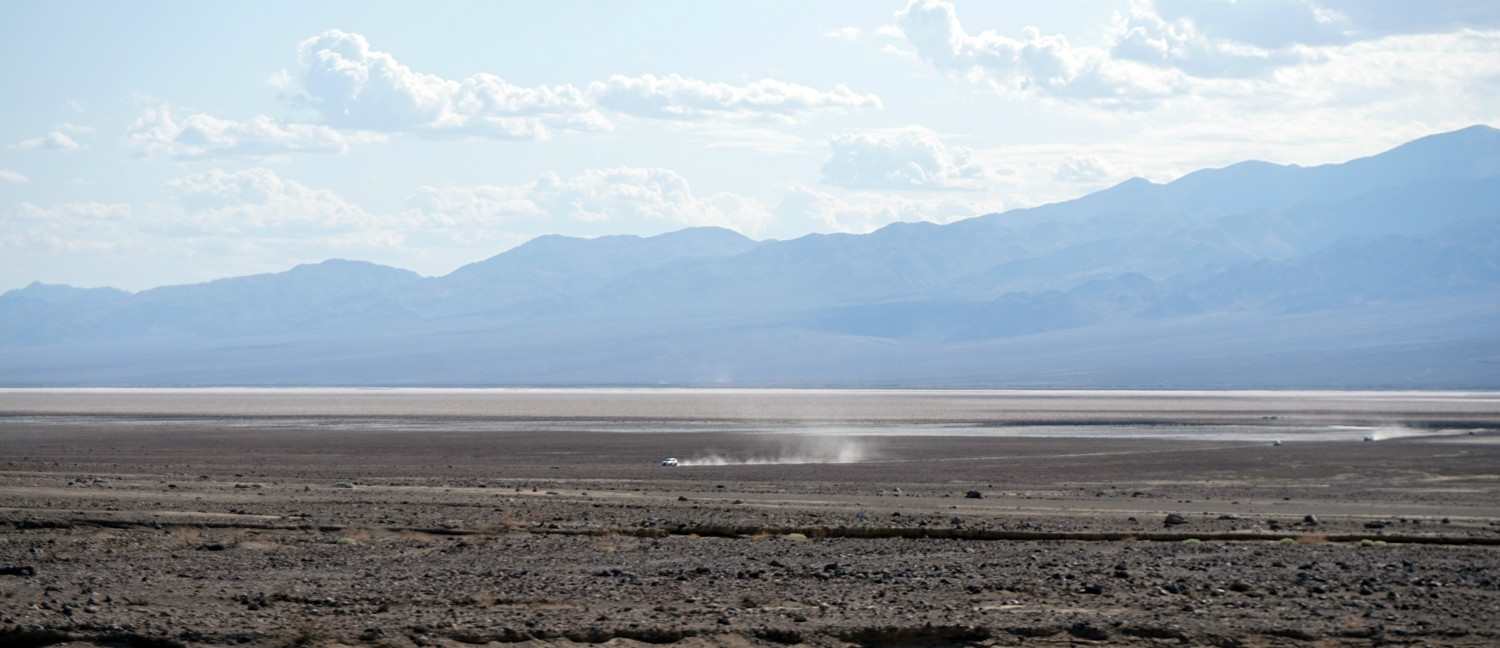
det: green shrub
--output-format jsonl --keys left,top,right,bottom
{"left": 336, "top": 537, "right": 358, "bottom": 546}
{"left": 1181, "top": 538, "right": 1202, "bottom": 545}
{"left": 1278, "top": 537, "right": 1296, "bottom": 546}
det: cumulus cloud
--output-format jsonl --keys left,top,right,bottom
{"left": 1109, "top": 3, "right": 1323, "bottom": 78}
{"left": 1152, "top": 0, "right": 1500, "bottom": 45}
{"left": 12, "top": 131, "right": 83, "bottom": 151}
{"left": 1, "top": 202, "right": 135, "bottom": 253}
{"left": 774, "top": 185, "right": 1004, "bottom": 234}
{"left": 893, "top": 0, "right": 1181, "bottom": 104}
{"left": 410, "top": 167, "right": 773, "bottom": 236}
{"left": 1055, "top": 154, "right": 1123, "bottom": 184}
{"left": 0, "top": 170, "right": 27, "bottom": 183}
{"left": 589, "top": 74, "right": 881, "bottom": 122}
{"left": 825, "top": 27, "right": 862, "bottom": 40}
{"left": 266, "top": 69, "right": 292, "bottom": 89}
{"left": 297, "top": 29, "right": 609, "bottom": 139}
{"left": 128, "top": 106, "right": 384, "bottom": 160}
{"left": 1112, "top": 0, "right": 1500, "bottom": 79}
{"left": 161, "top": 168, "right": 379, "bottom": 234}
{"left": 821, "top": 126, "right": 992, "bottom": 190}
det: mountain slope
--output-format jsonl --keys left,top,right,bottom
{"left": 2, "top": 125, "right": 1497, "bottom": 387}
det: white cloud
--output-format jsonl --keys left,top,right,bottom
{"left": 1054, "top": 154, "right": 1123, "bottom": 184}
{"left": 821, "top": 126, "right": 993, "bottom": 190}
{"left": 12, "top": 131, "right": 83, "bottom": 151}
{"left": 266, "top": 68, "right": 292, "bottom": 89}
{"left": 825, "top": 27, "right": 862, "bottom": 41}
{"left": 1152, "top": 0, "right": 1500, "bottom": 45}
{"left": 0, "top": 170, "right": 27, "bottom": 183}
{"left": 1109, "top": 3, "right": 1322, "bottom": 78}
{"left": 1112, "top": 1, "right": 1500, "bottom": 80}
{"left": 298, "top": 29, "right": 609, "bottom": 139}
{"left": 589, "top": 74, "right": 881, "bottom": 123}
{"left": 893, "top": 0, "right": 1182, "bottom": 105}
{"left": 160, "top": 168, "right": 380, "bottom": 235}
{"left": 127, "top": 106, "right": 383, "bottom": 160}
{"left": 774, "top": 185, "right": 1004, "bottom": 234}
{"left": 2, "top": 202, "right": 135, "bottom": 253}
{"left": 409, "top": 167, "right": 773, "bottom": 236}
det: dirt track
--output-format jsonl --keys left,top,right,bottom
{"left": 2, "top": 390, "right": 1499, "bottom": 648}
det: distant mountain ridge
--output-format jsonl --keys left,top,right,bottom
{"left": 3, "top": 125, "right": 1498, "bottom": 387}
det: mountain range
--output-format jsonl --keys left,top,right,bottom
{"left": 4, "top": 125, "right": 1498, "bottom": 387}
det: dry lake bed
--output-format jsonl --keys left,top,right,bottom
{"left": 2, "top": 389, "right": 1499, "bottom": 648}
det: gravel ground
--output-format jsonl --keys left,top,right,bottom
{"left": 2, "top": 391, "right": 1499, "bottom": 648}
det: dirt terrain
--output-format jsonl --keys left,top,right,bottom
{"left": 2, "top": 390, "right": 1499, "bottom": 648}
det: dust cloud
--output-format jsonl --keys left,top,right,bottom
{"left": 679, "top": 435, "right": 873, "bottom": 466}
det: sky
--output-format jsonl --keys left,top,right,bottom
{"left": 1, "top": 1, "right": 1497, "bottom": 292}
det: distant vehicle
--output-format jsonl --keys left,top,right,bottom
{"left": 1364, "top": 435, "right": 1375, "bottom": 442}
{"left": 661, "top": 458, "right": 679, "bottom": 467}
{"left": 1273, "top": 440, "right": 1282, "bottom": 446}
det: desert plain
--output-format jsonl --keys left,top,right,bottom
{"left": 1, "top": 389, "right": 1499, "bottom": 648}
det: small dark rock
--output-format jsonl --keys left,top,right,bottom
{"left": 1083, "top": 583, "right": 1105, "bottom": 595}
{"left": 1164, "top": 513, "right": 1188, "bottom": 526}
{"left": 1068, "top": 622, "right": 1110, "bottom": 640}
{"left": 1229, "top": 580, "right": 1252, "bottom": 592}
{"left": 964, "top": 490, "right": 983, "bottom": 499}
{"left": 0, "top": 565, "right": 37, "bottom": 577}
{"left": 1364, "top": 520, "right": 1387, "bottom": 529}
{"left": 1304, "top": 514, "right": 1319, "bottom": 525}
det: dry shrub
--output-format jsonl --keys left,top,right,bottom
{"left": 338, "top": 526, "right": 372, "bottom": 541}
{"left": 1296, "top": 534, "right": 1329, "bottom": 545}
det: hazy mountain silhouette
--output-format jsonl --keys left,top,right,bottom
{"left": 3, "top": 125, "right": 1497, "bottom": 387}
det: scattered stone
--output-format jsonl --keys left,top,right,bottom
{"left": 1164, "top": 513, "right": 1189, "bottom": 526}
{"left": 1304, "top": 514, "right": 1318, "bottom": 525}
{"left": 964, "top": 490, "right": 983, "bottom": 499}
{"left": 1068, "top": 622, "right": 1110, "bottom": 640}
{"left": 1364, "top": 520, "right": 1387, "bottom": 529}
{"left": 0, "top": 565, "right": 37, "bottom": 577}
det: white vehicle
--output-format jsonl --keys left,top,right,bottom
{"left": 660, "top": 457, "right": 679, "bottom": 467}
{"left": 1364, "top": 435, "right": 1375, "bottom": 442}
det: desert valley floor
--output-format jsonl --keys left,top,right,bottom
{"left": 2, "top": 389, "right": 1499, "bottom": 648}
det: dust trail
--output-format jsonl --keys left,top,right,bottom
{"left": 1356, "top": 425, "right": 1439, "bottom": 442}
{"left": 679, "top": 435, "right": 873, "bottom": 466}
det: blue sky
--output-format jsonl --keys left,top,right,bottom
{"left": 2, "top": 0, "right": 1497, "bottom": 291}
